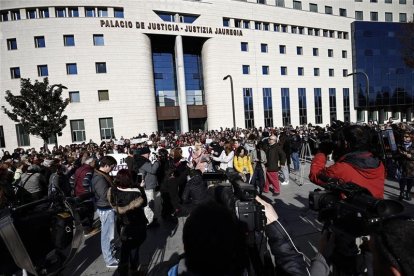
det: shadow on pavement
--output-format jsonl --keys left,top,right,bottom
{"left": 63, "top": 233, "right": 101, "bottom": 276}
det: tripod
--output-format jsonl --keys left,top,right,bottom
{"left": 298, "top": 140, "right": 312, "bottom": 186}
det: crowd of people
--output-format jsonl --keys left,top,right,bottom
{"left": 1, "top": 120, "right": 414, "bottom": 275}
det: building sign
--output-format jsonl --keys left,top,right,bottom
{"left": 100, "top": 20, "right": 243, "bottom": 36}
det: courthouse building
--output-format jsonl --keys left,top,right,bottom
{"left": 1, "top": 0, "right": 414, "bottom": 150}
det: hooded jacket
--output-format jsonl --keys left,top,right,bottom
{"left": 309, "top": 151, "right": 385, "bottom": 198}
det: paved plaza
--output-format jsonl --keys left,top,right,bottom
{"left": 63, "top": 164, "right": 414, "bottom": 276}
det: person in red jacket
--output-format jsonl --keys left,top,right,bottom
{"left": 309, "top": 125, "right": 385, "bottom": 199}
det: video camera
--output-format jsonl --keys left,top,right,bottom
{"left": 309, "top": 181, "right": 404, "bottom": 238}
{"left": 203, "top": 169, "right": 266, "bottom": 233}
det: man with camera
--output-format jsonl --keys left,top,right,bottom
{"left": 309, "top": 125, "right": 385, "bottom": 199}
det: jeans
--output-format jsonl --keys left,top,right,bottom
{"left": 97, "top": 208, "right": 117, "bottom": 265}
{"left": 144, "top": 189, "right": 155, "bottom": 224}
{"left": 291, "top": 152, "right": 300, "bottom": 171}
{"left": 281, "top": 165, "right": 289, "bottom": 184}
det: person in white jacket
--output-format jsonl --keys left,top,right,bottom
{"left": 211, "top": 142, "right": 234, "bottom": 171}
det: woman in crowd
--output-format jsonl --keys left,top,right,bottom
{"left": 233, "top": 146, "right": 253, "bottom": 183}
{"left": 250, "top": 141, "right": 267, "bottom": 194}
{"left": 108, "top": 169, "right": 147, "bottom": 275}
{"left": 211, "top": 142, "right": 234, "bottom": 171}
{"left": 191, "top": 141, "right": 210, "bottom": 173}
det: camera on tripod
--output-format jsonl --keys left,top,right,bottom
{"left": 309, "top": 181, "right": 404, "bottom": 237}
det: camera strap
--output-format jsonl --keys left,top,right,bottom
{"left": 0, "top": 212, "right": 38, "bottom": 275}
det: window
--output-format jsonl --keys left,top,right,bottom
{"left": 355, "top": 11, "right": 363, "bottom": 20}
{"left": 223, "top": 18, "right": 230, "bottom": 27}
{"left": 34, "top": 36, "right": 45, "bottom": 48}
{"left": 39, "top": 8, "right": 49, "bottom": 18}
{"left": 343, "top": 69, "right": 348, "bottom": 77}
{"left": 98, "top": 90, "right": 109, "bottom": 101}
{"left": 16, "top": 124, "right": 30, "bottom": 146}
{"left": 329, "top": 88, "right": 337, "bottom": 123}
{"left": 241, "top": 42, "right": 248, "bottom": 52}
{"left": 298, "top": 88, "right": 307, "bottom": 125}
{"left": 313, "top": 48, "right": 319, "bottom": 56}
{"left": 55, "top": 7, "right": 66, "bottom": 17}
{"left": 7, "top": 38, "right": 17, "bottom": 50}
{"left": 298, "top": 67, "right": 304, "bottom": 76}
{"left": 0, "top": 126, "right": 5, "bottom": 148}
{"left": 85, "top": 7, "right": 95, "bottom": 17}
{"left": 281, "top": 88, "right": 291, "bottom": 126}
{"left": 399, "top": 0, "right": 406, "bottom": 3}
{"left": 243, "top": 88, "right": 254, "bottom": 128}
{"left": 66, "top": 63, "right": 78, "bottom": 75}
{"left": 68, "top": 7, "right": 79, "bottom": 17}
{"left": 281, "top": 25, "right": 288, "bottom": 32}
{"left": 114, "top": 8, "right": 124, "bottom": 18}
{"left": 314, "top": 29, "right": 320, "bottom": 36}
{"left": 308, "top": 28, "right": 314, "bottom": 35}
{"left": 93, "top": 34, "right": 104, "bottom": 46}
{"left": 309, "top": 3, "right": 318, "bottom": 12}
{"left": 63, "top": 35, "right": 75, "bottom": 46}
{"left": 385, "top": 12, "right": 393, "bottom": 22}
{"left": 385, "top": 0, "right": 392, "bottom": 3}
{"left": 26, "top": 9, "right": 37, "bottom": 19}
{"left": 96, "top": 62, "right": 107, "bottom": 73}
{"left": 274, "top": 24, "right": 280, "bottom": 32}
{"left": 291, "top": 26, "right": 297, "bottom": 34}
{"left": 323, "top": 29, "right": 329, "bottom": 37}
{"left": 325, "top": 6, "right": 333, "bottom": 15}
{"left": 98, "top": 7, "right": 108, "bottom": 17}
{"left": 261, "top": 43, "right": 268, "bottom": 53}
{"left": 263, "top": 88, "right": 273, "bottom": 127}
{"left": 263, "top": 23, "right": 270, "bottom": 31}
{"left": 279, "top": 45, "right": 286, "bottom": 54}
{"left": 257, "top": 0, "right": 266, "bottom": 3}
{"left": 343, "top": 88, "right": 350, "bottom": 122}
{"left": 10, "top": 67, "right": 20, "bottom": 79}
{"left": 255, "top": 21, "right": 261, "bottom": 30}
{"left": 69, "top": 91, "right": 80, "bottom": 102}
{"left": 70, "top": 120, "right": 86, "bottom": 142}
{"left": 293, "top": 1, "right": 302, "bottom": 10}
{"left": 298, "top": 27, "right": 304, "bottom": 35}
{"left": 342, "top": 50, "right": 347, "bottom": 58}
{"left": 1, "top": 11, "right": 8, "bottom": 22}
{"left": 281, "top": 66, "right": 287, "bottom": 75}
{"left": 276, "top": 0, "right": 285, "bottom": 7}
{"left": 329, "top": 30, "right": 335, "bottom": 38}
{"left": 329, "top": 69, "right": 335, "bottom": 77}
{"left": 37, "top": 65, "right": 48, "bottom": 77}
{"left": 328, "top": 49, "right": 334, "bottom": 57}
{"left": 338, "top": 32, "right": 343, "bottom": 39}
{"left": 243, "top": 20, "right": 250, "bottom": 29}
{"left": 235, "top": 19, "right": 242, "bottom": 28}
{"left": 314, "top": 88, "right": 323, "bottom": 124}
{"left": 314, "top": 68, "right": 320, "bottom": 76}
{"left": 340, "top": 8, "right": 347, "bottom": 17}
{"left": 400, "top": 13, "right": 407, "bottom": 22}
{"left": 297, "top": 46, "right": 303, "bottom": 55}
{"left": 242, "top": 65, "right": 250, "bottom": 75}
{"left": 100, "top": 118, "right": 115, "bottom": 140}
{"left": 262, "top": 66, "right": 269, "bottom": 75}
{"left": 344, "top": 32, "right": 349, "bottom": 39}
{"left": 371, "top": 0, "right": 378, "bottom": 2}
{"left": 370, "top": 12, "right": 378, "bottom": 21}
{"left": 11, "top": 10, "right": 20, "bottom": 20}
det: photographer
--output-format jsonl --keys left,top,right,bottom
{"left": 309, "top": 125, "right": 385, "bottom": 199}
{"left": 397, "top": 132, "right": 414, "bottom": 201}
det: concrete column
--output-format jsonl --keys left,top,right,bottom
{"left": 407, "top": 108, "right": 412, "bottom": 122}
{"left": 175, "top": 35, "right": 189, "bottom": 133}
{"left": 379, "top": 109, "right": 385, "bottom": 124}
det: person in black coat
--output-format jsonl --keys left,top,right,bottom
{"left": 182, "top": 169, "right": 210, "bottom": 208}
{"left": 108, "top": 169, "right": 147, "bottom": 276}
